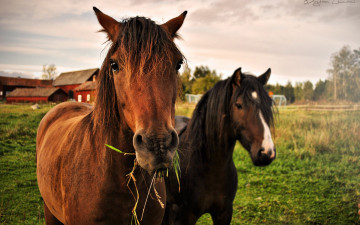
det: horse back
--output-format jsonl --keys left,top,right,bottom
{"left": 36, "top": 102, "right": 92, "bottom": 148}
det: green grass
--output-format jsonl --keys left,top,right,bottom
{"left": 0, "top": 103, "right": 53, "bottom": 224}
{"left": 175, "top": 102, "right": 195, "bottom": 118}
{"left": 197, "top": 108, "right": 360, "bottom": 224}
{"left": 1, "top": 103, "right": 359, "bottom": 224}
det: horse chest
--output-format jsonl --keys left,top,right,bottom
{"left": 64, "top": 177, "right": 164, "bottom": 224}
{"left": 189, "top": 164, "right": 237, "bottom": 212}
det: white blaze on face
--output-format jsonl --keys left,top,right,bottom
{"left": 259, "top": 112, "right": 276, "bottom": 158}
{"left": 252, "top": 91, "right": 258, "bottom": 100}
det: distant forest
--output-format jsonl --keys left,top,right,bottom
{"left": 180, "top": 46, "right": 360, "bottom": 103}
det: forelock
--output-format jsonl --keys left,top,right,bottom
{"left": 114, "top": 16, "right": 184, "bottom": 77}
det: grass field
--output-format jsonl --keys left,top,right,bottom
{"left": 1, "top": 102, "right": 359, "bottom": 224}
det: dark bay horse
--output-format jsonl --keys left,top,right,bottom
{"left": 164, "top": 68, "right": 276, "bottom": 225}
{"left": 36, "top": 7, "right": 187, "bottom": 225}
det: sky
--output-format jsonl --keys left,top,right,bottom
{"left": 0, "top": 0, "right": 359, "bottom": 85}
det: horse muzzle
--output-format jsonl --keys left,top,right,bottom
{"left": 252, "top": 147, "right": 276, "bottom": 166}
{"left": 133, "top": 128, "right": 179, "bottom": 173}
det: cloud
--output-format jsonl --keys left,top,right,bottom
{"left": 283, "top": 0, "right": 360, "bottom": 22}
{"left": 0, "top": 0, "right": 359, "bottom": 85}
{"left": 0, "top": 70, "right": 33, "bottom": 78}
{"left": 0, "top": 45, "right": 57, "bottom": 55}
{"left": 0, "top": 0, "right": 91, "bottom": 20}
{"left": 190, "top": 0, "right": 257, "bottom": 25}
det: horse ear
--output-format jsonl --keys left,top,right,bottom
{"left": 162, "top": 11, "right": 187, "bottom": 37}
{"left": 232, "top": 67, "right": 243, "bottom": 86}
{"left": 93, "top": 7, "right": 121, "bottom": 41}
{"left": 257, "top": 68, "right": 271, "bottom": 85}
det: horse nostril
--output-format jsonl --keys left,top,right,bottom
{"left": 168, "top": 129, "right": 179, "bottom": 151}
{"left": 171, "top": 131, "right": 177, "bottom": 145}
{"left": 258, "top": 147, "right": 265, "bottom": 157}
{"left": 136, "top": 134, "right": 142, "bottom": 145}
{"left": 134, "top": 132, "right": 144, "bottom": 148}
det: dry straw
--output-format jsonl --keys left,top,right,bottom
{"left": 105, "top": 144, "right": 180, "bottom": 225}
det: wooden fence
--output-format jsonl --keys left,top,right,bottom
{"left": 278, "top": 105, "right": 360, "bottom": 112}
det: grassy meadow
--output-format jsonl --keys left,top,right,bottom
{"left": 0, "top": 102, "right": 359, "bottom": 224}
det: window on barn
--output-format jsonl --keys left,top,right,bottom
{"left": 87, "top": 94, "right": 90, "bottom": 102}
{"left": 78, "top": 95, "right": 82, "bottom": 102}
{"left": 69, "top": 90, "right": 74, "bottom": 99}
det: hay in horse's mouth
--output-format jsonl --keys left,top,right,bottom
{"left": 154, "top": 168, "right": 167, "bottom": 179}
{"left": 105, "top": 144, "right": 180, "bottom": 224}
{"left": 105, "top": 144, "right": 180, "bottom": 184}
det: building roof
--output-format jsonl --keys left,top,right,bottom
{"left": 53, "top": 68, "right": 98, "bottom": 86}
{"left": 74, "top": 81, "right": 97, "bottom": 91}
{"left": 0, "top": 76, "right": 53, "bottom": 87}
{"left": 7, "top": 88, "right": 65, "bottom": 97}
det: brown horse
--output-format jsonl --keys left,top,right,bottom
{"left": 36, "top": 7, "right": 186, "bottom": 225}
{"left": 164, "top": 68, "right": 276, "bottom": 225}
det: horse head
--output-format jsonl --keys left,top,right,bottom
{"left": 93, "top": 7, "right": 186, "bottom": 174}
{"left": 230, "top": 68, "right": 276, "bottom": 166}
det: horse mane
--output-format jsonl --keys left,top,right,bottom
{"left": 92, "top": 16, "right": 184, "bottom": 136}
{"left": 185, "top": 74, "right": 274, "bottom": 161}
{"left": 185, "top": 78, "right": 233, "bottom": 160}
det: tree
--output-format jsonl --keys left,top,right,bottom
{"left": 327, "top": 46, "right": 360, "bottom": 102}
{"left": 303, "top": 81, "right": 314, "bottom": 101}
{"left": 284, "top": 81, "right": 295, "bottom": 103}
{"left": 191, "top": 73, "right": 221, "bottom": 94}
{"left": 349, "top": 48, "right": 360, "bottom": 101}
{"left": 179, "top": 65, "right": 193, "bottom": 100}
{"left": 313, "top": 80, "right": 327, "bottom": 101}
{"left": 42, "top": 64, "right": 58, "bottom": 80}
{"left": 294, "top": 82, "right": 304, "bottom": 102}
{"left": 193, "top": 66, "right": 211, "bottom": 80}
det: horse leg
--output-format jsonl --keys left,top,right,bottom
{"left": 162, "top": 203, "right": 173, "bottom": 225}
{"left": 210, "top": 205, "right": 233, "bottom": 225}
{"left": 173, "top": 207, "right": 198, "bottom": 225}
{"left": 44, "top": 202, "right": 63, "bottom": 225}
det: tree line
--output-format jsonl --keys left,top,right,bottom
{"left": 267, "top": 46, "right": 360, "bottom": 103}
{"left": 179, "top": 65, "right": 222, "bottom": 100}
{"left": 180, "top": 45, "right": 360, "bottom": 103}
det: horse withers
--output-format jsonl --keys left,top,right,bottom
{"left": 164, "top": 68, "right": 276, "bottom": 225}
{"left": 36, "top": 7, "right": 186, "bottom": 225}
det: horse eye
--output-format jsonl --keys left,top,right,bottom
{"left": 110, "top": 61, "right": 119, "bottom": 72}
{"left": 175, "top": 60, "right": 183, "bottom": 71}
{"left": 235, "top": 103, "right": 242, "bottom": 109}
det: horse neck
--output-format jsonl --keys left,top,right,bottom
{"left": 88, "top": 110, "right": 137, "bottom": 178}
{"left": 205, "top": 116, "right": 236, "bottom": 162}
{"left": 182, "top": 118, "right": 236, "bottom": 172}
{"left": 185, "top": 84, "right": 236, "bottom": 165}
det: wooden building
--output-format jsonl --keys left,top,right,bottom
{"left": 0, "top": 76, "right": 52, "bottom": 100}
{"left": 74, "top": 81, "right": 97, "bottom": 103}
{"left": 53, "top": 68, "right": 98, "bottom": 99}
{"left": 6, "top": 88, "right": 68, "bottom": 103}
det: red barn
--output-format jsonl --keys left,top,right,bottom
{"left": 0, "top": 76, "right": 52, "bottom": 100}
{"left": 6, "top": 88, "right": 68, "bottom": 103}
{"left": 74, "top": 81, "right": 96, "bottom": 103}
{"left": 53, "top": 68, "right": 99, "bottom": 99}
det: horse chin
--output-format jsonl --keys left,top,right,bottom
{"left": 135, "top": 151, "right": 174, "bottom": 176}
{"left": 251, "top": 158, "right": 273, "bottom": 167}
